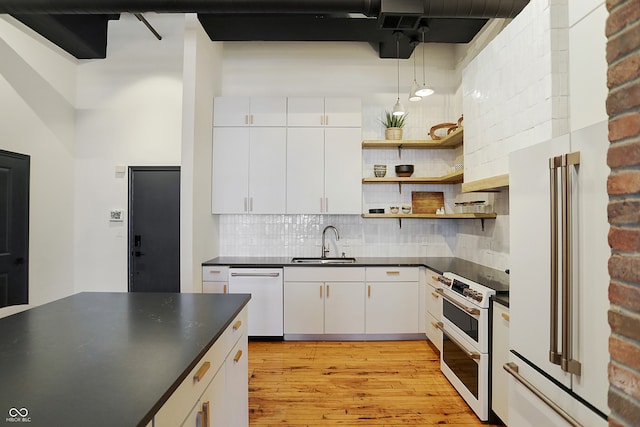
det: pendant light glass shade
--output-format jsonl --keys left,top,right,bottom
{"left": 415, "top": 86, "right": 434, "bottom": 97}
{"left": 391, "top": 35, "right": 405, "bottom": 116}
{"left": 417, "top": 27, "right": 434, "bottom": 98}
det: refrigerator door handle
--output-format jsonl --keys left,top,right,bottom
{"left": 549, "top": 156, "right": 562, "bottom": 366}
{"left": 504, "top": 362, "right": 583, "bottom": 427}
{"left": 561, "top": 152, "right": 582, "bottom": 376}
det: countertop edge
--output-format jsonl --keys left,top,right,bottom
{"left": 140, "top": 295, "right": 251, "bottom": 426}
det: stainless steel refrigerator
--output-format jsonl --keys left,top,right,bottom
{"left": 508, "top": 120, "right": 610, "bottom": 426}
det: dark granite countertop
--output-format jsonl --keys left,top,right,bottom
{"left": 493, "top": 294, "right": 510, "bottom": 307}
{"left": 0, "top": 292, "right": 250, "bottom": 427}
{"left": 203, "top": 256, "right": 509, "bottom": 294}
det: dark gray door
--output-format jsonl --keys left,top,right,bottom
{"left": 128, "top": 167, "right": 180, "bottom": 293}
{"left": 0, "top": 150, "right": 29, "bottom": 307}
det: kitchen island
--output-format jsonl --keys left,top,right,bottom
{"left": 0, "top": 292, "right": 250, "bottom": 427}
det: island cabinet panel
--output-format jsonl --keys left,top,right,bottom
{"left": 154, "top": 307, "right": 248, "bottom": 427}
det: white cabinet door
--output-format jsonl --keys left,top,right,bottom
{"left": 180, "top": 365, "right": 226, "bottom": 427}
{"left": 284, "top": 281, "right": 324, "bottom": 334}
{"left": 213, "top": 97, "right": 250, "bottom": 126}
{"left": 324, "top": 97, "right": 361, "bottom": 127}
{"left": 366, "top": 282, "right": 419, "bottom": 334}
{"left": 324, "top": 282, "right": 365, "bottom": 334}
{"left": 249, "top": 97, "right": 287, "bottom": 126}
{"left": 212, "top": 127, "right": 286, "bottom": 214}
{"left": 287, "top": 97, "right": 325, "bottom": 126}
{"left": 492, "top": 301, "right": 509, "bottom": 424}
{"left": 248, "top": 127, "right": 286, "bottom": 213}
{"left": 203, "top": 282, "right": 227, "bottom": 294}
{"left": 214, "top": 96, "right": 286, "bottom": 127}
{"left": 286, "top": 128, "right": 325, "bottom": 214}
{"left": 212, "top": 127, "right": 249, "bottom": 213}
{"left": 225, "top": 336, "right": 249, "bottom": 427}
{"left": 325, "top": 128, "right": 362, "bottom": 214}
{"left": 288, "top": 97, "right": 361, "bottom": 127}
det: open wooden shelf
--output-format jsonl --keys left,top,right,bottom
{"left": 461, "top": 174, "right": 509, "bottom": 193}
{"left": 363, "top": 170, "right": 463, "bottom": 185}
{"left": 362, "top": 127, "right": 463, "bottom": 149}
{"left": 361, "top": 213, "right": 497, "bottom": 219}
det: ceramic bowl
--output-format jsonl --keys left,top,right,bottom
{"left": 395, "top": 164, "right": 414, "bottom": 177}
{"left": 402, "top": 206, "right": 411, "bottom": 214}
{"left": 390, "top": 206, "right": 399, "bottom": 214}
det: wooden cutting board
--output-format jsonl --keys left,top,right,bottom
{"left": 411, "top": 191, "right": 444, "bottom": 214}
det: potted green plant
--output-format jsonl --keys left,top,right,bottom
{"left": 380, "top": 111, "right": 407, "bottom": 140}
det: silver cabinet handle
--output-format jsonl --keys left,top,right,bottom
{"left": 561, "top": 152, "right": 581, "bottom": 375}
{"left": 504, "top": 362, "right": 583, "bottom": 427}
{"left": 434, "top": 322, "right": 480, "bottom": 360}
{"left": 435, "top": 288, "right": 480, "bottom": 315}
{"left": 549, "top": 155, "right": 562, "bottom": 366}
{"left": 230, "top": 272, "right": 280, "bottom": 277}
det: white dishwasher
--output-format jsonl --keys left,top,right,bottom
{"left": 229, "top": 268, "right": 283, "bottom": 337}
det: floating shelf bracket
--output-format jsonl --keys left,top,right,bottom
{"left": 397, "top": 144, "right": 403, "bottom": 159}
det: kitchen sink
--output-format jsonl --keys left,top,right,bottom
{"left": 291, "top": 257, "right": 357, "bottom": 264}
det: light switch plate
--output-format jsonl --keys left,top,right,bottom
{"left": 110, "top": 209, "right": 124, "bottom": 222}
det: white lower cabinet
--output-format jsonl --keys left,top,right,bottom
{"left": 202, "top": 266, "right": 229, "bottom": 294}
{"left": 154, "top": 307, "right": 248, "bottom": 427}
{"left": 365, "top": 267, "right": 420, "bottom": 334}
{"left": 492, "top": 300, "right": 510, "bottom": 424}
{"left": 284, "top": 267, "right": 365, "bottom": 336}
{"left": 425, "top": 269, "right": 443, "bottom": 351}
{"left": 283, "top": 267, "right": 422, "bottom": 337}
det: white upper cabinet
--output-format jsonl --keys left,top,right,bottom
{"left": 286, "top": 127, "right": 362, "bottom": 214}
{"left": 213, "top": 96, "right": 287, "bottom": 127}
{"left": 287, "top": 97, "right": 361, "bottom": 127}
{"left": 212, "top": 127, "right": 286, "bottom": 214}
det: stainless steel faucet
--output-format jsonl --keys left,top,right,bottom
{"left": 321, "top": 225, "right": 340, "bottom": 259}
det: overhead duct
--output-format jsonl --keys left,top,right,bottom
{"left": 0, "top": 0, "right": 382, "bottom": 15}
{"left": 0, "top": 0, "right": 530, "bottom": 59}
{"left": 0, "top": 0, "right": 528, "bottom": 17}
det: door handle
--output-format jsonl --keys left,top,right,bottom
{"left": 434, "top": 322, "right": 480, "bottom": 360}
{"left": 435, "top": 288, "right": 480, "bottom": 315}
{"left": 134, "top": 251, "right": 145, "bottom": 257}
{"left": 134, "top": 235, "right": 142, "bottom": 247}
{"left": 549, "top": 155, "right": 561, "bottom": 366}
{"left": 14, "top": 257, "right": 25, "bottom": 266}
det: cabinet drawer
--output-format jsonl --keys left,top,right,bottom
{"left": 426, "top": 284, "right": 442, "bottom": 319}
{"left": 425, "top": 313, "right": 443, "bottom": 352}
{"left": 365, "top": 267, "right": 419, "bottom": 282}
{"left": 154, "top": 307, "right": 247, "bottom": 427}
{"left": 203, "top": 266, "right": 229, "bottom": 282}
{"left": 284, "top": 266, "right": 365, "bottom": 282}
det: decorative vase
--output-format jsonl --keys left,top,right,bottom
{"left": 385, "top": 127, "right": 403, "bottom": 140}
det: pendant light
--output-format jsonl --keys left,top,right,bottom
{"left": 415, "top": 27, "right": 434, "bottom": 98}
{"left": 392, "top": 34, "right": 405, "bottom": 116}
{"left": 409, "top": 41, "right": 422, "bottom": 102}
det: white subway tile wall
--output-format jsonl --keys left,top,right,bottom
{"left": 462, "top": 0, "right": 569, "bottom": 183}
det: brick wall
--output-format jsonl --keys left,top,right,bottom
{"left": 606, "top": 0, "right": 640, "bottom": 425}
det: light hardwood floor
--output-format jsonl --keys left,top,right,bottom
{"left": 248, "top": 340, "right": 502, "bottom": 426}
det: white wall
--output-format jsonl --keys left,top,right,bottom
{"left": 0, "top": 16, "right": 77, "bottom": 317}
{"left": 74, "top": 14, "right": 185, "bottom": 292}
{"left": 181, "top": 15, "right": 222, "bottom": 292}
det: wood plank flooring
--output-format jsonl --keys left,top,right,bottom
{"left": 248, "top": 340, "right": 502, "bottom": 426}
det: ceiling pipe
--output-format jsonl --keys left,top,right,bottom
{"left": 0, "top": 0, "right": 381, "bottom": 15}
{"left": 0, "top": 0, "right": 528, "bottom": 19}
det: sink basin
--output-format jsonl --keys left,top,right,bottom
{"left": 291, "top": 257, "right": 357, "bottom": 264}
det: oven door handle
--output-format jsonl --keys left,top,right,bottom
{"left": 435, "top": 322, "right": 481, "bottom": 360}
{"left": 435, "top": 288, "right": 481, "bottom": 315}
